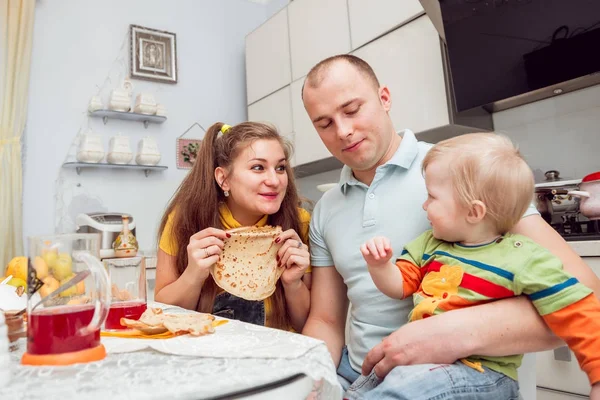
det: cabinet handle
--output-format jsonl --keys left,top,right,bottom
{"left": 553, "top": 346, "right": 572, "bottom": 362}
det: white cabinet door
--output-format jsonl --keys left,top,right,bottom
{"left": 248, "top": 85, "right": 296, "bottom": 165}
{"left": 348, "top": 0, "right": 424, "bottom": 50}
{"left": 246, "top": 8, "right": 292, "bottom": 105}
{"left": 351, "top": 15, "right": 449, "bottom": 135}
{"left": 290, "top": 78, "right": 331, "bottom": 166}
{"left": 288, "top": 0, "right": 351, "bottom": 81}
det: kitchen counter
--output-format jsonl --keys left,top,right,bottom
{"left": 566, "top": 240, "right": 600, "bottom": 257}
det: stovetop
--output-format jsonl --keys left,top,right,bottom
{"left": 551, "top": 218, "right": 600, "bottom": 241}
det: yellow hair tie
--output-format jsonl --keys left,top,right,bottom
{"left": 221, "top": 124, "right": 231, "bottom": 134}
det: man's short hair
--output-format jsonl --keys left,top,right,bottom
{"left": 422, "top": 133, "right": 534, "bottom": 234}
{"left": 302, "top": 54, "right": 380, "bottom": 98}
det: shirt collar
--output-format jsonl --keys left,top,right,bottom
{"left": 219, "top": 203, "right": 268, "bottom": 229}
{"left": 339, "top": 129, "right": 420, "bottom": 192}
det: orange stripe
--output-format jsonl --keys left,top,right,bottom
{"left": 543, "top": 294, "right": 600, "bottom": 385}
{"left": 396, "top": 260, "right": 422, "bottom": 298}
{"left": 436, "top": 295, "right": 490, "bottom": 312}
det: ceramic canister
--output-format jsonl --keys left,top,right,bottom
{"left": 107, "top": 135, "right": 133, "bottom": 164}
{"left": 77, "top": 131, "right": 105, "bottom": 163}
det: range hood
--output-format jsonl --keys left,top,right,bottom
{"left": 419, "top": 0, "right": 600, "bottom": 113}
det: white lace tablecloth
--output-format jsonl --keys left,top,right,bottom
{"left": 0, "top": 303, "right": 342, "bottom": 400}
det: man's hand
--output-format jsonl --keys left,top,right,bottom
{"left": 360, "top": 236, "right": 393, "bottom": 267}
{"left": 362, "top": 318, "right": 462, "bottom": 378}
{"left": 591, "top": 383, "right": 600, "bottom": 400}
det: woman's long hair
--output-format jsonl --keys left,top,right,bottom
{"left": 157, "top": 122, "right": 301, "bottom": 330}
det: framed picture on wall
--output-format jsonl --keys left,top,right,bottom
{"left": 176, "top": 122, "right": 206, "bottom": 169}
{"left": 129, "top": 24, "right": 178, "bottom": 84}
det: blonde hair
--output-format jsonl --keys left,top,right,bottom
{"left": 422, "top": 133, "right": 534, "bottom": 234}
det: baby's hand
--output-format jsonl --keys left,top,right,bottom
{"left": 360, "top": 236, "right": 393, "bottom": 267}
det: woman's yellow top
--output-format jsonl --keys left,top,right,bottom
{"left": 158, "top": 203, "right": 311, "bottom": 327}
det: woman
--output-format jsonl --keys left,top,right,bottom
{"left": 155, "top": 122, "right": 311, "bottom": 332}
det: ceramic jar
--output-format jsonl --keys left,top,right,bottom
{"left": 88, "top": 95, "right": 104, "bottom": 113}
{"left": 155, "top": 104, "right": 167, "bottom": 117}
{"left": 109, "top": 79, "right": 133, "bottom": 112}
{"left": 133, "top": 93, "right": 157, "bottom": 115}
{"left": 135, "top": 137, "right": 161, "bottom": 166}
{"left": 113, "top": 215, "right": 138, "bottom": 258}
{"left": 76, "top": 131, "right": 105, "bottom": 163}
{"left": 107, "top": 135, "right": 133, "bottom": 164}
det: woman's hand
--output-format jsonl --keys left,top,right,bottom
{"left": 186, "top": 227, "right": 230, "bottom": 281}
{"left": 275, "top": 229, "right": 310, "bottom": 287}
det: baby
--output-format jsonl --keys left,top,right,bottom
{"left": 350, "top": 133, "right": 600, "bottom": 399}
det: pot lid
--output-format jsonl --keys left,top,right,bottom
{"left": 534, "top": 170, "right": 580, "bottom": 188}
{"left": 582, "top": 171, "right": 600, "bottom": 183}
{"left": 535, "top": 179, "right": 581, "bottom": 188}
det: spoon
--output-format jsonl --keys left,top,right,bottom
{"left": 13, "top": 270, "right": 91, "bottom": 316}
{"left": 1, "top": 275, "right": 13, "bottom": 285}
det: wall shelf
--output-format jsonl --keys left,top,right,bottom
{"left": 63, "top": 162, "right": 167, "bottom": 177}
{"left": 89, "top": 110, "right": 166, "bottom": 128}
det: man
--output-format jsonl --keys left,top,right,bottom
{"left": 300, "top": 54, "right": 600, "bottom": 394}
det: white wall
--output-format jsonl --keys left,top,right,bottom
{"left": 296, "top": 168, "right": 343, "bottom": 205}
{"left": 494, "top": 84, "right": 600, "bottom": 181}
{"left": 23, "top": 0, "right": 268, "bottom": 251}
{"left": 265, "top": 0, "right": 290, "bottom": 18}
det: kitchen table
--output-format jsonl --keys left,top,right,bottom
{"left": 0, "top": 302, "right": 342, "bottom": 399}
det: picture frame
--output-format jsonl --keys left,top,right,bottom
{"left": 129, "top": 24, "right": 178, "bottom": 84}
{"left": 176, "top": 122, "right": 206, "bottom": 169}
{"left": 176, "top": 138, "right": 202, "bottom": 169}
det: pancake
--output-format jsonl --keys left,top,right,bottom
{"left": 211, "top": 225, "right": 283, "bottom": 301}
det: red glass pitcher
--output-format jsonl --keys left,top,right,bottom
{"left": 22, "top": 233, "right": 111, "bottom": 365}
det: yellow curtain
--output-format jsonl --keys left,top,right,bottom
{"left": 0, "top": 0, "right": 35, "bottom": 267}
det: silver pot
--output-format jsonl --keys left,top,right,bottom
{"left": 534, "top": 171, "right": 581, "bottom": 222}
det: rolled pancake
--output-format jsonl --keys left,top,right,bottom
{"left": 211, "top": 225, "right": 283, "bottom": 301}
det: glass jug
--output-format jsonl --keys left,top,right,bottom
{"left": 104, "top": 256, "right": 147, "bottom": 330}
{"left": 22, "top": 233, "right": 111, "bottom": 365}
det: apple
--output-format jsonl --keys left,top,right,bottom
{"left": 33, "top": 256, "right": 49, "bottom": 279}
{"left": 39, "top": 276, "right": 60, "bottom": 298}
{"left": 41, "top": 249, "right": 58, "bottom": 269}
{"left": 52, "top": 253, "right": 73, "bottom": 281}
{"left": 58, "top": 273, "right": 79, "bottom": 297}
{"left": 3, "top": 277, "right": 27, "bottom": 289}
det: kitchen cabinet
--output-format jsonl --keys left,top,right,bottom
{"left": 351, "top": 15, "right": 492, "bottom": 140}
{"left": 246, "top": 7, "right": 492, "bottom": 170}
{"left": 536, "top": 254, "right": 600, "bottom": 397}
{"left": 245, "top": 8, "right": 292, "bottom": 105}
{"left": 247, "top": 85, "right": 296, "bottom": 165}
{"left": 288, "top": 0, "right": 351, "bottom": 81}
{"left": 347, "top": 0, "right": 424, "bottom": 50}
{"left": 290, "top": 78, "right": 332, "bottom": 166}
